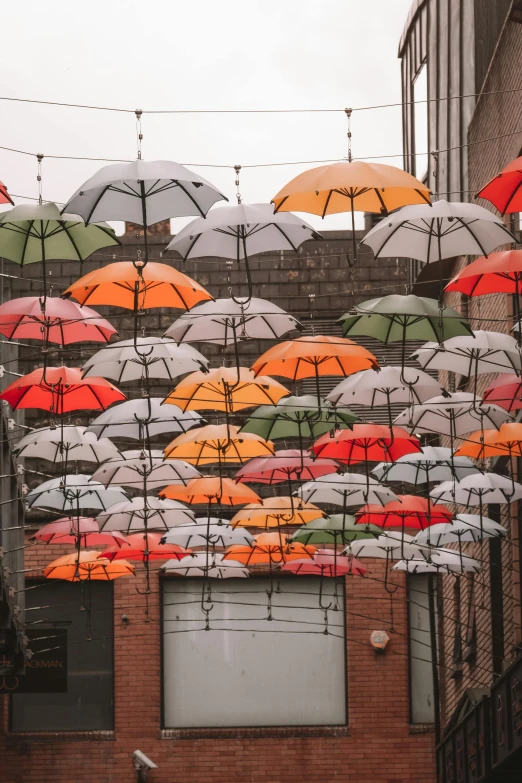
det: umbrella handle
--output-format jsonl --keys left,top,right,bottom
{"left": 383, "top": 552, "right": 399, "bottom": 595}
{"left": 318, "top": 576, "right": 333, "bottom": 610}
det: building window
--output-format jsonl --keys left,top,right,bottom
{"left": 408, "top": 574, "right": 435, "bottom": 724}
{"left": 10, "top": 581, "right": 114, "bottom": 732}
{"left": 162, "top": 577, "right": 347, "bottom": 728}
{"left": 413, "top": 63, "right": 429, "bottom": 182}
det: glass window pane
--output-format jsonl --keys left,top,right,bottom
{"left": 408, "top": 574, "right": 435, "bottom": 724}
{"left": 413, "top": 64, "right": 429, "bottom": 181}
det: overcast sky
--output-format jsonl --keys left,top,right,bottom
{"left": 1, "top": 0, "right": 413, "bottom": 233}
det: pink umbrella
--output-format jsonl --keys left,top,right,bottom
{"left": 282, "top": 550, "right": 367, "bottom": 577}
{"left": 0, "top": 181, "right": 13, "bottom": 206}
{"left": 235, "top": 449, "right": 339, "bottom": 486}
{"left": 32, "top": 517, "right": 128, "bottom": 548}
{"left": 0, "top": 296, "right": 116, "bottom": 344}
{"left": 483, "top": 374, "right": 522, "bottom": 413}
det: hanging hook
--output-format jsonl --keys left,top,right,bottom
{"left": 345, "top": 108, "right": 352, "bottom": 163}
{"left": 135, "top": 109, "right": 143, "bottom": 160}
{"left": 234, "top": 164, "right": 242, "bottom": 204}
{"left": 36, "top": 153, "right": 44, "bottom": 205}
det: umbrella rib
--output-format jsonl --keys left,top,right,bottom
{"left": 174, "top": 181, "right": 206, "bottom": 218}
{"left": 85, "top": 185, "right": 112, "bottom": 224}
{"left": 501, "top": 179, "right": 522, "bottom": 216}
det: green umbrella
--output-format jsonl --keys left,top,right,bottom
{"left": 289, "top": 514, "right": 381, "bottom": 546}
{"left": 240, "top": 394, "right": 357, "bottom": 446}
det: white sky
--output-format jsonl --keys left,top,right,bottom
{"left": 0, "top": 0, "right": 413, "bottom": 234}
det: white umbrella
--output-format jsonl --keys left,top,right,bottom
{"left": 82, "top": 337, "right": 208, "bottom": 383}
{"left": 13, "top": 425, "right": 118, "bottom": 464}
{"left": 372, "top": 447, "right": 479, "bottom": 484}
{"left": 347, "top": 533, "right": 424, "bottom": 561}
{"left": 430, "top": 473, "right": 522, "bottom": 505}
{"left": 165, "top": 297, "right": 302, "bottom": 346}
{"left": 26, "top": 475, "right": 128, "bottom": 512}
{"left": 394, "top": 392, "right": 511, "bottom": 437}
{"left": 411, "top": 331, "right": 522, "bottom": 376}
{"left": 86, "top": 398, "right": 201, "bottom": 440}
{"left": 160, "top": 520, "right": 254, "bottom": 548}
{"left": 392, "top": 552, "right": 481, "bottom": 574}
{"left": 91, "top": 449, "right": 199, "bottom": 490}
{"left": 96, "top": 496, "right": 194, "bottom": 533}
{"left": 161, "top": 552, "right": 249, "bottom": 578}
{"left": 327, "top": 366, "right": 441, "bottom": 408}
{"left": 362, "top": 200, "right": 515, "bottom": 262}
{"left": 296, "top": 473, "right": 398, "bottom": 508}
{"left": 413, "top": 515, "right": 507, "bottom": 546}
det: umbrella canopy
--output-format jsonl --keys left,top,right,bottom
{"left": 165, "top": 297, "right": 301, "bottom": 346}
{"left": 445, "top": 250, "right": 522, "bottom": 297}
{"left": 0, "top": 181, "right": 13, "bottom": 205}
{"left": 430, "top": 473, "right": 522, "bottom": 505}
{"left": 483, "top": 375, "right": 522, "bottom": 413}
{"left": 348, "top": 533, "right": 423, "bottom": 561}
{"left": 0, "top": 366, "right": 125, "bottom": 413}
{"left": 162, "top": 552, "right": 249, "bottom": 578}
{"left": 361, "top": 200, "right": 515, "bottom": 261}
{"left": 327, "top": 366, "right": 442, "bottom": 407}
{"left": 86, "top": 398, "right": 201, "bottom": 440}
{"left": 13, "top": 425, "right": 119, "bottom": 464}
{"left": 312, "top": 424, "right": 421, "bottom": 464}
{"left": 163, "top": 424, "right": 274, "bottom": 466}
{"left": 0, "top": 296, "right": 116, "bottom": 344}
{"left": 0, "top": 202, "right": 120, "bottom": 266}
{"left": 224, "top": 532, "right": 316, "bottom": 565}
{"left": 355, "top": 496, "right": 453, "bottom": 531}
{"left": 290, "top": 514, "right": 381, "bottom": 546}
{"left": 101, "top": 532, "right": 189, "bottom": 562}
{"left": 372, "top": 447, "right": 479, "bottom": 484}
{"left": 163, "top": 366, "right": 289, "bottom": 413}
{"left": 63, "top": 261, "right": 213, "bottom": 311}
{"left": 240, "top": 395, "right": 356, "bottom": 442}
{"left": 26, "top": 475, "right": 128, "bottom": 513}
{"left": 296, "top": 473, "right": 398, "bottom": 507}
{"left": 413, "top": 515, "right": 507, "bottom": 546}
{"left": 231, "top": 497, "right": 324, "bottom": 528}
{"left": 82, "top": 337, "right": 208, "bottom": 383}
{"left": 394, "top": 392, "right": 511, "bottom": 437}
{"left": 160, "top": 520, "right": 254, "bottom": 549}
{"left": 91, "top": 450, "right": 200, "bottom": 490}
{"left": 339, "top": 294, "right": 473, "bottom": 343}
{"left": 44, "top": 551, "right": 134, "bottom": 581}
{"left": 453, "top": 428, "right": 512, "bottom": 460}
{"left": 392, "top": 553, "right": 481, "bottom": 575}
{"left": 411, "top": 331, "right": 522, "bottom": 376}
{"left": 96, "top": 496, "right": 194, "bottom": 533}
{"left": 32, "top": 517, "right": 128, "bottom": 548}
{"left": 476, "top": 155, "right": 522, "bottom": 215}
{"left": 160, "top": 476, "right": 260, "bottom": 506}
{"left": 281, "top": 552, "right": 365, "bottom": 577}
{"left": 235, "top": 450, "right": 339, "bottom": 484}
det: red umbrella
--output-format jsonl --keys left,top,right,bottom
{"left": 32, "top": 517, "right": 128, "bottom": 548}
{"left": 0, "top": 181, "right": 14, "bottom": 206}
{"left": 312, "top": 424, "right": 421, "bottom": 464}
{"left": 445, "top": 250, "right": 522, "bottom": 297}
{"left": 0, "top": 366, "right": 125, "bottom": 413}
{"left": 101, "top": 532, "right": 190, "bottom": 562}
{"left": 282, "top": 549, "right": 367, "bottom": 577}
{"left": 477, "top": 155, "right": 522, "bottom": 215}
{"left": 483, "top": 374, "right": 522, "bottom": 412}
{"left": 234, "top": 449, "right": 339, "bottom": 484}
{"left": 355, "top": 495, "right": 452, "bottom": 531}
{"left": 0, "top": 296, "right": 117, "bottom": 344}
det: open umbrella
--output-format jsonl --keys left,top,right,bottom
{"left": 290, "top": 514, "right": 381, "bottom": 546}
{"left": 160, "top": 476, "right": 260, "bottom": 506}
{"left": 312, "top": 424, "right": 421, "bottom": 464}
{"left": 86, "top": 398, "right": 201, "bottom": 440}
{"left": 43, "top": 551, "right": 134, "bottom": 581}
{"left": 164, "top": 424, "right": 274, "bottom": 467}
{"left": 452, "top": 428, "right": 511, "bottom": 460}
{"left": 281, "top": 552, "right": 365, "bottom": 577}
{"left": 430, "top": 473, "right": 522, "bottom": 506}
{"left": 0, "top": 181, "right": 13, "bottom": 205}
{"left": 230, "top": 497, "right": 324, "bottom": 529}
{"left": 26, "top": 475, "right": 128, "bottom": 513}
{"left": 96, "top": 496, "right": 194, "bottom": 533}
{"left": 162, "top": 552, "right": 249, "bottom": 578}
{"left": 13, "top": 425, "right": 119, "bottom": 464}
{"left": 32, "top": 517, "right": 128, "bottom": 548}
{"left": 224, "top": 532, "right": 316, "bottom": 565}
{"left": 91, "top": 449, "right": 200, "bottom": 490}
{"left": 445, "top": 249, "right": 522, "bottom": 297}
{"left": 392, "top": 553, "right": 481, "bottom": 575}
{"left": 372, "top": 447, "right": 479, "bottom": 484}
{"left": 296, "top": 473, "right": 398, "bottom": 508}
{"left": 101, "top": 532, "right": 189, "bottom": 562}
{"left": 413, "top": 515, "right": 507, "bottom": 546}
{"left": 355, "top": 495, "right": 452, "bottom": 531}
{"left": 0, "top": 296, "right": 116, "bottom": 344}
{"left": 476, "top": 154, "right": 522, "bottom": 215}
{"left": 235, "top": 450, "right": 339, "bottom": 486}
{"left": 160, "top": 520, "right": 254, "bottom": 549}
{"left": 411, "top": 331, "right": 522, "bottom": 377}
{"left": 348, "top": 533, "right": 424, "bottom": 561}
{"left": 483, "top": 375, "right": 522, "bottom": 413}
{"left": 394, "top": 392, "right": 511, "bottom": 438}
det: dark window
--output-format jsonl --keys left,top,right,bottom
{"left": 488, "top": 505, "right": 505, "bottom": 678}
{"left": 10, "top": 581, "right": 114, "bottom": 732}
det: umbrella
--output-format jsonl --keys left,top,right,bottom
{"left": 0, "top": 296, "right": 116, "bottom": 344}
{"left": 162, "top": 552, "right": 249, "bottom": 578}
{"left": 235, "top": 450, "right": 339, "bottom": 485}
{"left": 296, "top": 473, "right": 398, "bottom": 508}
{"left": 430, "top": 473, "right": 522, "bottom": 505}
{"left": 82, "top": 337, "right": 208, "bottom": 383}
{"left": 160, "top": 520, "right": 254, "bottom": 549}
{"left": 372, "top": 447, "right": 479, "bottom": 484}
{"left": 163, "top": 424, "right": 274, "bottom": 466}
{"left": 483, "top": 375, "right": 522, "bottom": 413}
{"left": 0, "top": 180, "right": 13, "bottom": 205}
{"left": 231, "top": 497, "right": 324, "bottom": 529}
{"left": 0, "top": 366, "right": 125, "bottom": 413}
{"left": 96, "top": 496, "right": 194, "bottom": 533}
{"left": 445, "top": 250, "right": 522, "bottom": 297}
{"left": 289, "top": 514, "right": 381, "bottom": 546}
{"left": 392, "top": 553, "right": 481, "bottom": 575}
{"left": 86, "top": 398, "right": 201, "bottom": 440}
{"left": 411, "top": 331, "right": 522, "bottom": 377}
{"left": 165, "top": 297, "right": 302, "bottom": 346}
{"left": 91, "top": 449, "right": 200, "bottom": 490}
{"left": 26, "top": 475, "right": 128, "bottom": 513}
{"left": 32, "top": 517, "right": 128, "bottom": 548}
{"left": 62, "top": 261, "right": 213, "bottom": 311}
{"left": 452, "top": 428, "right": 511, "bottom": 460}
{"left": 312, "top": 424, "right": 421, "bottom": 464}
{"left": 240, "top": 395, "right": 356, "bottom": 446}
{"left": 271, "top": 160, "right": 430, "bottom": 262}
{"left": 281, "top": 552, "right": 365, "bottom": 577}
{"left": 101, "top": 532, "right": 189, "bottom": 562}
{"left": 160, "top": 476, "right": 260, "bottom": 506}
{"left": 166, "top": 202, "right": 320, "bottom": 300}
{"left": 43, "top": 551, "right": 134, "bottom": 581}
{"left": 413, "top": 515, "right": 507, "bottom": 546}
{"left": 348, "top": 533, "right": 424, "bottom": 561}
{"left": 355, "top": 496, "right": 453, "bottom": 531}
{"left": 163, "top": 366, "right": 289, "bottom": 413}
{"left": 394, "top": 392, "right": 511, "bottom": 437}
{"left": 476, "top": 154, "right": 522, "bottom": 215}
{"left": 13, "top": 425, "right": 119, "bottom": 464}
{"left": 224, "top": 532, "right": 316, "bottom": 565}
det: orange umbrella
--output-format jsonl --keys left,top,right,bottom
{"left": 271, "top": 160, "right": 431, "bottom": 260}
{"left": 43, "top": 551, "right": 135, "bottom": 581}
{"left": 63, "top": 261, "right": 212, "bottom": 311}
{"left": 164, "top": 366, "right": 289, "bottom": 413}
{"left": 231, "top": 497, "right": 325, "bottom": 528}
{"left": 164, "top": 424, "right": 274, "bottom": 466}
{"left": 251, "top": 335, "right": 378, "bottom": 399}
{"left": 160, "top": 475, "right": 260, "bottom": 505}
{"left": 224, "top": 532, "right": 316, "bottom": 566}
{"left": 455, "top": 422, "right": 522, "bottom": 460}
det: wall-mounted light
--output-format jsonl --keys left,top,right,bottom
{"left": 370, "top": 630, "right": 390, "bottom": 653}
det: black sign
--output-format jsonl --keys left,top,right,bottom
{"left": 0, "top": 628, "right": 67, "bottom": 693}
